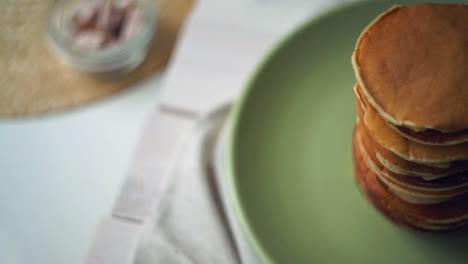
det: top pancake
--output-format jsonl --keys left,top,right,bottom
{"left": 352, "top": 4, "right": 468, "bottom": 132}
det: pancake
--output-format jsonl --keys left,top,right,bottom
{"left": 357, "top": 121, "right": 468, "bottom": 188}
{"left": 355, "top": 84, "right": 468, "bottom": 163}
{"left": 357, "top": 112, "right": 468, "bottom": 180}
{"left": 389, "top": 122, "right": 468, "bottom": 146}
{"left": 353, "top": 130, "right": 468, "bottom": 231}
{"left": 354, "top": 84, "right": 453, "bottom": 168}
{"left": 352, "top": 4, "right": 468, "bottom": 132}
{"left": 356, "top": 123, "right": 468, "bottom": 204}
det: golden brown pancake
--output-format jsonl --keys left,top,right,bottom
{"left": 357, "top": 122, "right": 468, "bottom": 189}
{"left": 357, "top": 113, "right": 468, "bottom": 180}
{"left": 356, "top": 123, "right": 468, "bottom": 204}
{"left": 355, "top": 84, "right": 468, "bottom": 163}
{"left": 353, "top": 130, "right": 468, "bottom": 231}
{"left": 390, "top": 124, "right": 468, "bottom": 146}
{"left": 352, "top": 4, "right": 468, "bottom": 132}
{"left": 354, "top": 84, "right": 454, "bottom": 168}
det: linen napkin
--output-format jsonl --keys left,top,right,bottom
{"left": 133, "top": 105, "right": 256, "bottom": 264}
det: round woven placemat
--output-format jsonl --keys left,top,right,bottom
{"left": 0, "top": 0, "right": 193, "bottom": 117}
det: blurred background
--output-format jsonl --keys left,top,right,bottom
{"left": 0, "top": 0, "right": 351, "bottom": 263}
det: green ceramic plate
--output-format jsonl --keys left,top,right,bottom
{"left": 226, "top": 1, "right": 468, "bottom": 263}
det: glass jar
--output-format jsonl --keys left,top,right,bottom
{"left": 46, "top": 0, "right": 156, "bottom": 78}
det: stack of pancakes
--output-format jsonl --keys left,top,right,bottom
{"left": 351, "top": 3, "right": 468, "bottom": 231}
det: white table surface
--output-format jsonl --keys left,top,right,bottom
{"left": 0, "top": 73, "right": 164, "bottom": 264}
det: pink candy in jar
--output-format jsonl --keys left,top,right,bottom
{"left": 70, "top": 0, "right": 144, "bottom": 49}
